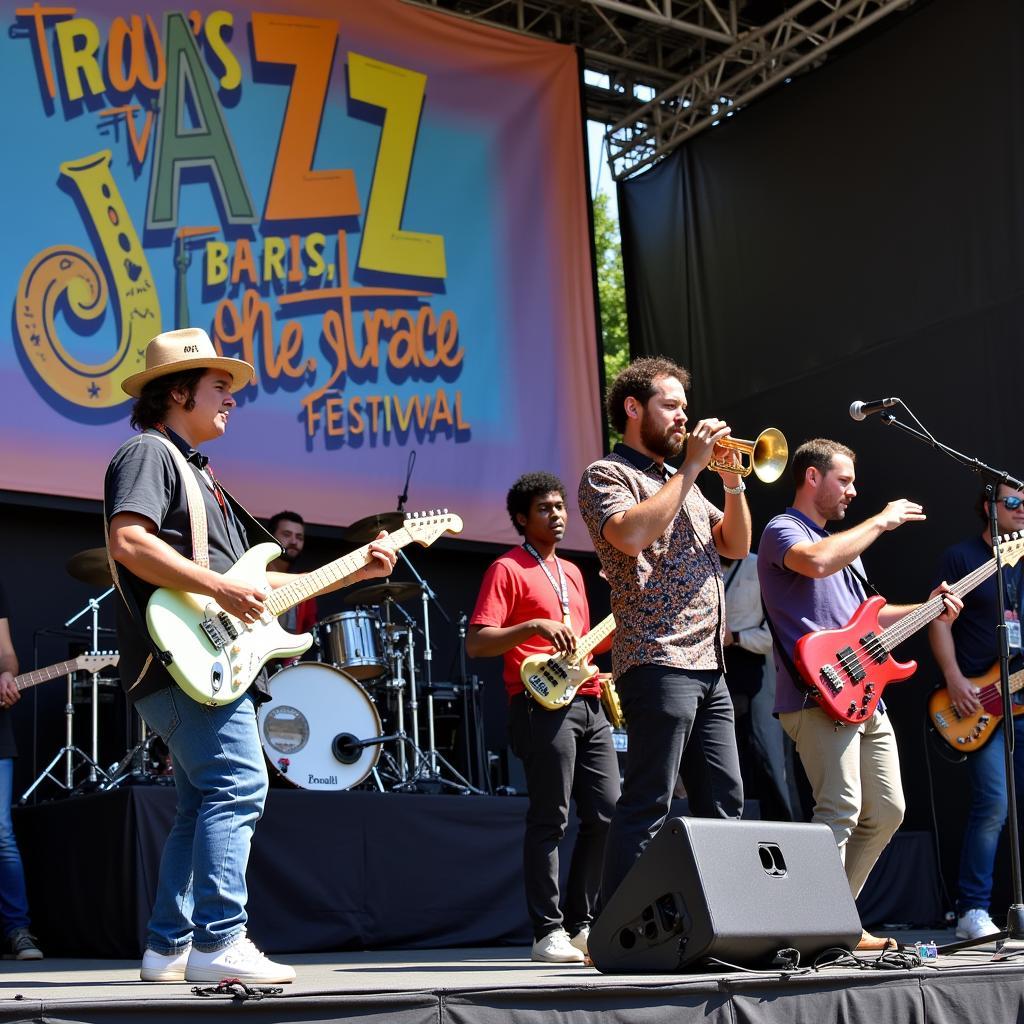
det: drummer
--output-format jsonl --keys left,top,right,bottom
{"left": 266, "top": 511, "right": 317, "bottom": 666}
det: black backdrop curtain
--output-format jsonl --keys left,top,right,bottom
{"left": 619, "top": 0, "right": 1024, "bottom": 913}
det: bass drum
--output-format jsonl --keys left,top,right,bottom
{"left": 260, "top": 663, "right": 382, "bottom": 790}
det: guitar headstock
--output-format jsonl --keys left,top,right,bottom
{"left": 996, "top": 532, "right": 1024, "bottom": 568}
{"left": 404, "top": 509, "right": 464, "bottom": 547}
{"left": 74, "top": 651, "right": 120, "bottom": 674}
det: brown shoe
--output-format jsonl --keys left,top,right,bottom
{"left": 856, "top": 929, "right": 897, "bottom": 952}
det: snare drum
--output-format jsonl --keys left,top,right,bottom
{"left": 318, "top": 610, "right": 386, "bottom": 680}
{"left": 259, "top": 663, "right": 382, "bottom": 790}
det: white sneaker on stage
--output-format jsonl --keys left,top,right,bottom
{"left": 140, "top": 945, "right": 190, "bottom": 982}
{"left": 569, "top": 926, "right": 590, "bottom": 957}
{"left": 531, "top": 928, "right": 585, "bottom": 963}
{"left": 956, "top": 908, "right": 1000, "bottom": 941}
{"left": 185, "top": 934, "right": 296, "bottom": 983}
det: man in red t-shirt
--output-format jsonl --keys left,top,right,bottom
{"left": 467, "top": 472, "right": 619, "bottom": 964}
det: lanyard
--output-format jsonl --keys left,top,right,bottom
{"left": 523, "top": 541, "right": 572, "bottom": 627}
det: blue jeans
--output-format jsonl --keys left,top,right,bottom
{"left": 134, "top": 688, "right": 268, "bottom": 953}
{"left": 0, "top": 758, "right": 30, "bottom": 935}
{"left": 958, "top": 714, "right": 1024, "bottom": 914}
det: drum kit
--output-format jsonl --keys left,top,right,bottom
{"left": 258, "top": 512, "right": 486, "bottom": 795}
{"left": 26, "top": 510, "right": 485, "bottom": 801}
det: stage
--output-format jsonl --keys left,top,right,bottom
{"left": 3, "top": 940, "right": 1024, "bottom": 1024}
{"left": 13, "top": 788, "right": 941, "bottom": 958}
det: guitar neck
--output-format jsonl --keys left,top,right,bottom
{"left": 15, "top": 660, "right": 84, "bottom": 693}
{"left": 266, "top": 527, "right": 414, "bottom": 617}
{"left": 879, "top": 556, "right": 998, "bottom": 651}
{"left": 569, "top": 613, "right": 616, "bottom": 664}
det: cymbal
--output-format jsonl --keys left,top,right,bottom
{"left": 66, "top": 548, "right": 112, "bottom": 586}
{"left": 343, "top": 512, "right": 407, "bottom": 544}
{"left": 342, "top": 581, "right": 422, "bottom": 606}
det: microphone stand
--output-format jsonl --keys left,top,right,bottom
{"left": 870, "top": 402, "right": 1024, "bottom": 949}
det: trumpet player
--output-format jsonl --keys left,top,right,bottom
{"left": 578, "top": 356, "right": 748, "bottom": 903}
{"left": 467, "top": 472, "right": 619, "bottom": 964}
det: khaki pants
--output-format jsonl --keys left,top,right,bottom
{"left": 779, "top": 706, "right": 904, "bottom": 898}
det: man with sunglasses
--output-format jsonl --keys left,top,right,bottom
{"left": 930, "top": 483, "right": 1024, "bottom": 941}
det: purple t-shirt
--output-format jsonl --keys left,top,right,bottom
{"left": 757, "top": 508, "right": 867, "bottom": 714}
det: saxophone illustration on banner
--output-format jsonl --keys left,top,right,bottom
{"left": 16, "top": 150, "right": 161, "bottom": 408}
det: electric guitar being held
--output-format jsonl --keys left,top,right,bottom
{"left": 147, "top": 510, "right": 463, "bottom": 706}
{"left": 520, "top": 613, "right": 616, "bottom": 710}
{"left": 928, "top": 663, "right": 1024, "bottom": 752}
{"left": 9, "top": 652, "right": 120, "bottom": 695}
{"left": 794, "top": 532, "right": 1024, "bottom": 725}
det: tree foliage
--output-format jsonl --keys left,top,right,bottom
{"left": 592, "top": 191, "right": 628, "bottom": 440}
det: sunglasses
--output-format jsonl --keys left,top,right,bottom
{"left": 997, "top": 496, "right": 1024, "bottom": 511}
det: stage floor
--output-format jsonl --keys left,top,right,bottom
{"left": 4, "top": 934, "right": 1024, "bottom": 1024}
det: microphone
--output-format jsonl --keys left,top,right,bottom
{"left": 849, "top": 397, "right": 900, "bottom": 422}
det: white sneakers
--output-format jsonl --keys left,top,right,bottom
{"left": 531, "top": 927, "right": 586, "bottom": 963}
{"left": 140, "top": 945, "right": 190, "bottom": 982}
{"left": 956, "top": 908, "right": 1001, "bottom": 941}
{"left": 569, "top": 925, "right": 590, "bottom": 957}
{"left": 141, "top": 934, "right": 295, "bottom": 983}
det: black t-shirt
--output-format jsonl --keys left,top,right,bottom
{"left": 104, "top": 428, "right": 271, "bottom": 704}
{"left": 0, "top": 580, "right": 15, "bottom": 758}
{"left": 936, "top": 535, "right": 1024, "bottom": 678}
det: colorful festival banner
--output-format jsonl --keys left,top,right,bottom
{"left": 2, "top": 0, "right": 603, "bottom": 547}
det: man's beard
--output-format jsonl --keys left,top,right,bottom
{"left": 641, "top": 417, "right": 685, "bottom": 460}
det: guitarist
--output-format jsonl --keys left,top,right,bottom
{"left": 104, "top": 329, "right": 397, "bottom": 985}
{"left": 467, "top": 472, "right": 619, "bottom": 964}
{"left": 757, "top": 438, "right": 961, "bottom": 950}
{"left": 928, "top": 483, "right": 1024, "bottom": 942}
{"left": 0, "top": 583, "right": 43, "bottom": 961}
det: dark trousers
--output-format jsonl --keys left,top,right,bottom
{"left": 508, "top": 693, "right": 620, "bottom": 940}
{"left": 601, "top": 665, "right": 744, "bottom": 901}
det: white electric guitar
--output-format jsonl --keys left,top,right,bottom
{"left": 520, "top": 613, "right": 616, "bottom": 710}
{"left": 147, "top": 510, "right": 463, "bottom": 706}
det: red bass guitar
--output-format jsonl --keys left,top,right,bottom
{"left": 793, "top": 533, "right": 1024, "bottom": 724}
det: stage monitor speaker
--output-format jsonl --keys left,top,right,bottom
{"left": 590, "top": 817, "right": 861, "bottom": 973}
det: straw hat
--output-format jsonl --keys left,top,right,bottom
{"left": 121, "top": 328, "right": 255, "bottom": 398}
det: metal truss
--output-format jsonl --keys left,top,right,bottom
{"left": 401, "top": 1, "right": 915, "bottom": 180}
{"left": 607, "top": 0, "right": 915, "bottom": 179}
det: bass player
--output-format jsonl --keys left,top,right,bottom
{"left": 757, "top": 437, "right": 960, "bottom": 949}
{"left": 105, "top": 328, "right": 396, "bottom": 984}
{"left": 929, "top": 482, "right": 1024, "bottom": 941}
{"left": 467, "top": 472, "right": 618, "bottom": 964}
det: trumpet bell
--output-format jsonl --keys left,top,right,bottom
{"left": 749, "top": 427, "right": 789, "bottom": 483}
{"left": 709, "top": 427, "right": 789, "bottom": 482}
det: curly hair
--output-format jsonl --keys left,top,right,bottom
{"left": 130, "top": 369, "right": 206, "bottom": 431}
{"left": 791, "top": 438, "right": 856, "bottom": 490}
{"left": 506, "top": 472, "right": 566, "bottom": 535}
{"left": 605, "top": 356, "right": 692, "bottom": 434}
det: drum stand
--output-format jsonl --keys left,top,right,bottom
{"left": 20, "top": 591, "right": 114, "bottom": 802}
{"left": 393, "top": 552, "right": 485, "bottom": 795}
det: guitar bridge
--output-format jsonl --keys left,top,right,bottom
{"left": 820, "top": 664, "right": 844, "bottom": 695}
{"left": 200, "top": 617, "right": 231, "bottom": 650}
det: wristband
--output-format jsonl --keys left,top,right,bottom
{"left": 722, "top": 480, "right": 746, "bottom": 495}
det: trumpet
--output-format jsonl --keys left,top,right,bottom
{"left": 706, "top": 427, "right": 789, "bottom": 483}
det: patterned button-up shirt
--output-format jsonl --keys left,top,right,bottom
{"left": 578, "top": 443, "right": 725, "bottom": 679}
